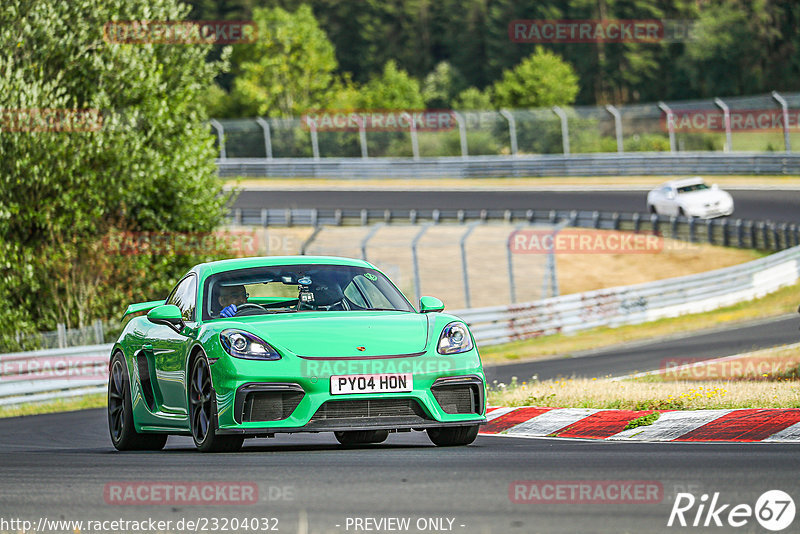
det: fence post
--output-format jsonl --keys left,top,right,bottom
{"left": 57, "top": 323, "right": 67, "bottom": 349}
{"left": 658, "top": 102, "right": 676, "bottom": 153}
{"left": 403, "top": 112, "right": 420, "bottom": 160}
{"left": 453, "top": 111, "right": 468, "bottom": 158}
{"left": 688, "top": 217, "right": 695, "bottom": 243}
{"left": 308, "top": 120, "right": 320, "bottom": 160}
{"left": 255, "top": 118, "right": 273, "bottom": 159}
{"left": 772, "top": 91, "right": 792, "bottom": 153}
{"left": 411, "top": 224, "right": 431, "bottom": 304}
{"left": 552, "top": 106, "right": 570, "bottom": 155}
{"left": 650, "top": 213, "right": 659, "bottom": 235}
{"left": 460, "top": 223, "right": 479, "bottom": 308}
{"left": 605, "top": 104, "right": 623, "bottom": 153}
{"left": 93, "top": 320, "right": 104, "bottom": 345}
{"left": 299, "top": 226, "right": 323, "bottom": 255}
{"left": 714, "top": 97, "right": 732, "bottom": 152}
{"left": 722, "top": 219, "right": 730, "bottom": 247}
{"left": 358, "top": 116, "right": 369, "bottom": 158}
{"left": 360, "top": 223, "right": 383, "bottom": 261}
{"left": 632, "top": 212, "right": 641, "bottom": 233}
{"left": 499, "top": 109, "right": 518, "bottom": 156}
{"left": 506, "top": 225, "right": 521, "bottom": 303}
{"left": 706, "top": 219, "right": 714, "bottom": 245}
{"left": 209, "top": 119, "right": 226, "bottom": 159}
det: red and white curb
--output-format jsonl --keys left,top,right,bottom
{"left": 481, "top": 407, "right": 800, "bottom": 442}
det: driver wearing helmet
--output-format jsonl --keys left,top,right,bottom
{"left": 218, "top": 285, "right": 248, "bottom": 318}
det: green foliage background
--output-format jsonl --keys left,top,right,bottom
{"left": 0, "top": 0, "right": 231, "bottom": 346}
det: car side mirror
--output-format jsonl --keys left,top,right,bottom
{"left": 419, "top": 296, "right": 444, "bottom": 313}
{"left": 147, "top": 304, "right": 185, "bottom": 332}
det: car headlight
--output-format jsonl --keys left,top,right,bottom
{"left": 437, "top": 322, "right": 474, "bottom": 354}
{"left": 220, "top": 329, "right": 281, "bottom": 360}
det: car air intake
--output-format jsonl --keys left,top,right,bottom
{"left": 239, "top": 389, "right": 304, "bottom": 423}
{"left": 431, "top": 377, "right": 484, "bottom": 414}
{"left": 307, "top": 399, "right": 431, "bottom": 429}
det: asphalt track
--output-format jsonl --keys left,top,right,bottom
{"left": 484, "top": 315, "right": 800, "bottom": 385}
{"left": 233, "top": 189, "right": 800, "bottom": 223}
{"left": 2, "top": 408, "right": 799, "bottom": 534}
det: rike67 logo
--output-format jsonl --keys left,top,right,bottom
{"left": 668, "top": 490, "right": 795, "bottom": 531}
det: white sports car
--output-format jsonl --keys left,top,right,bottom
{"left": 646, "top": 177, "right": 734, "bottom": 219}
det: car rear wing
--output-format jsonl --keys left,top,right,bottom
{"left": 122, "top": 300, "right": 165, "bottom": 321}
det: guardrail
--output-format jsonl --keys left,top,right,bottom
{"left": 453, "top": 244, "right": 800, "bottom": 346}
{"left": 230, "top": 208, "right": 800, "bottom": 251}
{"left": 3, "top": 244, "right": 798, "bottom": 406}
{"left": 0, "top": 344, "right": 111, "bottom": 406}
{"left": 217, "top": 153, "right": 800, "bottom": 178}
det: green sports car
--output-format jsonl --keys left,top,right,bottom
{"left": 108, "top": 256, "right": 486, "bottom": 452}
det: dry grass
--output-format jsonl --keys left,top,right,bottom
{"left": 556, "top": 238, "right": 761, "bottom": 294}
{"left": 488, "top": 377, "right": 800, "bottom": 410}
{"left": 479, "top": 280, "right": 800, "bottom": 364}
{"left": 0, "top": 393, "right": 106, "bottom": 419}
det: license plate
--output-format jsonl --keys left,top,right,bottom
{"left": 330, "top": 373, "right": 413, "bottom": 395}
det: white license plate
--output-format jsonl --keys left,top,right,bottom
{"left": 330, "top": 373, "right": 413, "bottom": 395}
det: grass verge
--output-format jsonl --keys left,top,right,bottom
{"left": 0, "top": 393, "right": 106, "bottom": 419}
{"left": 479, "top": 280, "right": 800, "bottom": 364}
{"left": 487, "top": 377, "right": 800, "bottom": 410}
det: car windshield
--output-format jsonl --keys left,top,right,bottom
{"left": 676, "top": 183, "right": 709, "bottom": 194}
{"left": 203, "top": 264, "right": 414, "bottom": 319}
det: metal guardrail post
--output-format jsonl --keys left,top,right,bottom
{"left": 459, "top": 222, "right": 480, "bottom": 308}
{"left": 453, "top": 111, "right": 468, "bottom": 158}
{"left": 360, "top": 209, "right": 368, "bottom": 226}
{"left": 552, "top": 106, "right": 570, "bottom": 155}
{"left": 658, "top": 102, "right": 676, "bottom": 153}
{"left": 670, "top": 215, "right": 678, "bottom": 239}
{"left": 209, "top": 119, "right": 226, "bottom": 159}
{"left": 772, "top": 91, "right": 792, "bottom": 153}
{"left": 650, "top": 213, "right": 659, "bottom": 235}
{"left": 736, "top": 219, "right": 744, "bottom": 248}
{"left": 360, "top": 223, "right": 384, "bottom": 261}
{"left": 261, "top": 209, "right": 268, "bottom": 227}
{"left": 688, "top": 217, "right": 695, "bottom": 242}
{"left": 706, "top": 219, "right": 714, "bottom": 245}
{"left": 499, "top": 109, "right": 518, "bottom": 156}
{"left": 605, "top": 104, "right": 623, "bottom": 153}
{"left": 255, "top": 118, "right": 273, "bottom": 159}
{"left": 632, "top": 212, "right": 641, "bottom": 233}
{"left": 714, "top": 97, "right": 732, "bottom": 152}
{"left": 411, "top": 224, "right": 431, "bottom": 304}
{"left": 722, "top": 219, "right": 730, "bottom": 247}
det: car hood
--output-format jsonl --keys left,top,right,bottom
{"left": 228, "top": 311, "right": 430, "bottom": 358}
{"left": 679, "top": 190, "right": 731, "bottom": 206}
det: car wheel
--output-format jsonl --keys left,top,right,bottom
{"left": 427, "top": 425, "right": 479, "bottom": 447}
{"left": 334, "top": 430, "right": 389, "bottom": 445}
{"left": 678, "top": 207, "right": 685, "bottom": 217}
{"left": 189, "top": 356, "right": 243, "bottom": 453}
{"left": 108, "top": 352, "right": 168, "bottom": 451}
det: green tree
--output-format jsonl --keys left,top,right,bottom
{"left": 452, "top": 87, "right": 494, "bottom": 110}
{"left": 492, "top": 48, "right": 579, "bottom": 108}
{"left": 422, "top": 62, "right": 464, "bottom": 109}
{"left": 0, "top": 0, "right": 229, "bottom": 339}
{"left": 230, "top": 5, "right": 341, "bottom": 116}
{"left": 357, "top": 60, "right": 425, "bottom": 109}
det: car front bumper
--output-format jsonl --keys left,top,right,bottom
{"left": 209, "top": 349, "right": 487, "bottom": 435}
